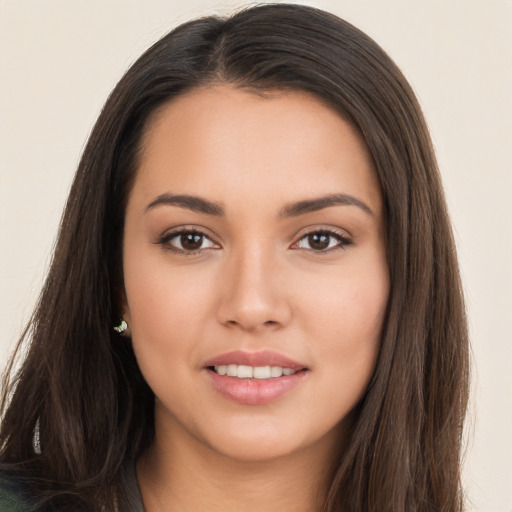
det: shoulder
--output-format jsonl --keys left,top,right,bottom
{"left": 0, "top": 472, "right": 40, "bottom": 512}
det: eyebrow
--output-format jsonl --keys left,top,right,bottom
{"left": 145, "top": 194, "right": 224, "bottom": 215}
{"left": 280, "top": 193, "right": 374, "bottom": 218}
{"left": 145, "top": 192, "right": 373, "bottom": 217}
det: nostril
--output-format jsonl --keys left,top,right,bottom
{"left": 223, "top": 318, "right": 281, "bottom": 331}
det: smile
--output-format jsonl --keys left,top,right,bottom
{"left": 212, "top": 364, "right": 297, "bottom": 379}
{"left": 204, "top": 351, "right": 309, "bottom": 405}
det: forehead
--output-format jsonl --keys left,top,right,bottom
{"left": 131, "top": 85, "right": 381, "bottom": 214}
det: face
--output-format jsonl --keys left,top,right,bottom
{"left": 123, "top": 85, "right": 389, "bottom": 463}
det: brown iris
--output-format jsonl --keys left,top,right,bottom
{"left": 180, "top": 233, "right": 204, "bottom": 251}
{"left": 307, "top": 233, "right": 331, "bottom": 250}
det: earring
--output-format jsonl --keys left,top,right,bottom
{"left": 114, "top": 319, "right": 128, "bottom": 334}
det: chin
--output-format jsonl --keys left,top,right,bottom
{"left": 209, "top": 435, "right": 306, "bottom": 463}
{"left": 197, "top": 416, "right": 345, "bottom": 464}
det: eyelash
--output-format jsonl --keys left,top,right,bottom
{"left": 292, "top": 229, "right": 352, "bottom": 253}
{"left": 156, "top": 227, "right": 352, "bottom": 255}
{"left": 156, "top": 228, "right": 217, "bottom": 256}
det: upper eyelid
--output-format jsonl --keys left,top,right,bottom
{"left": 159, "top": 225, "right": 217, "bottom": 241}
{"left": 294, "top": 230, "right": 350, "bottom": 245}
{"left": 291, "top": 224, "right": 352, "bottom": 241}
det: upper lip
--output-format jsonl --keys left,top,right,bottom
{"left": 204, "top": 350, "right": 307, "bottom": 370}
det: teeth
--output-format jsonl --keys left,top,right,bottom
{"left": 226, "top": 364, "right": 238, "bottom": 377}
{"left": 237, "top": 365, "right": 253, "bottom": 379}
{"left": 213, "top": 365, "right": 297, "bottom": 379}
{"left": 270, "top": 366, "right": 282, "bottom": 377}
{"left": 253, "top": 366, "right": 270, "bottom": 379}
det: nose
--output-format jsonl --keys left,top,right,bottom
{"left": 216, "top": 246, "right": 292, "bottom": 332}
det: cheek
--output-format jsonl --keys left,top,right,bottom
{"left": 122, "top": 254, "right": 216, "bottom": 381}
{"left": 297, "top": 255, "right": 389, "bottom": 393}
{"left": 124, "top": 251, "right": 213, "bottom": 326}
{"left": 299, "top": 257, "right": 389, "bottom": 342}
{"left": 124, "top": 273, "right": 212, "bottom": 415}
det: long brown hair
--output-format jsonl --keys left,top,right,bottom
{"left": 1, "top": 4, "right": 469, "bottom": 511}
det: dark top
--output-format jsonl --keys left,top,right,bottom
{"left": 0, "top": 473, "right": 36, "bottom": 512}
{"left": 0, "top": 465, "right": 145, "bottom": 511}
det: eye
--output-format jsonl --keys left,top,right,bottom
{"left": 158, "top": 229, "right": 218, "bottom": 254}
{"left": 294, "top": 230, "right": 352, "bottom": 252}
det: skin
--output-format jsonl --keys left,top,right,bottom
{"left": 122, "top": 85, "right": 389, "bottom": 511}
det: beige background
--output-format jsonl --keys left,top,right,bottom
{"left": 1, "top": 1, "right": 510, "bottom": 510}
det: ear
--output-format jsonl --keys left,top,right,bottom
{"left": 123, "top": 304, "right": 132, "bottom": 334}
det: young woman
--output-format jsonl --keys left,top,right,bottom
{"left": 0, "top": 4, "right": 469, "bottom": 511}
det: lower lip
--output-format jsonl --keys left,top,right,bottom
{"left": 205, "top": 369, "right": 308, "bottom": 405}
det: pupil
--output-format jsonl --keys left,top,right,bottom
{"left": 181, "top": 233, "right": 202, "bottom": 250}
{"left": 309, "top": 233, "right": 329, "bottom": 250}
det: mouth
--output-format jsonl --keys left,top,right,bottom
{"left": 208, "top": 364, "right": 302, "bottom": 379}
{"left": 203, "top": 351, "right": 309, "bottom": 405}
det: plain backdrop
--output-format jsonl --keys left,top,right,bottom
{"left": 1, "top": 1, "right": 510, "bottom": 510}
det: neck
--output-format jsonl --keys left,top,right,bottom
{"left": 137, "top": 423, "right": 343, "bottom": 512}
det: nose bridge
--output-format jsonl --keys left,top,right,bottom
{"left": 217, "top": 238, "right": 290, "bottom": 330}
